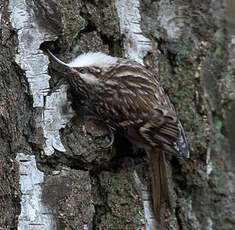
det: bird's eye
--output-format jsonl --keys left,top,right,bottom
{"left": 79, "top": 68, "right": 86, "bottom": 74}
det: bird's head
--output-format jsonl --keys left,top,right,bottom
{"left": 48, "top": 50, "right": 118, "bottom": 86}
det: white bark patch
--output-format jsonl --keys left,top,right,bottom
{"left": 42, "top": 85, "right": 74, "bottom": 155}
{"left": 8, "top": 0, "right": 74, "bottom": 156}
{"left": 134, "top": 171, "right": 158, "bottom": 230}
{"left": 8, "top": 0, "right": 74, "bottom": 229}
{"left": 206, "top": 145, "right": 213, "bottom": 176}
{"left": 115, "top": 0, "right": 152, "bottom": 64}
{"left": 115, "top": 0, "right": 156, "bottom": 228}
{"left": 16, "top": 153, "right": 55, "bottom": 230}
{"left": 158, "top": 0, "right": 188, "bottom": 41}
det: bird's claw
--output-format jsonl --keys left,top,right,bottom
{"left": 103, "top": 126, "right": 114, "bottom": 148}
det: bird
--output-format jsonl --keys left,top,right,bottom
{"left": 47, "top": 49, "right": 189, "bottom": 222}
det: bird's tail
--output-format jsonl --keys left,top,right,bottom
{"left": 149, "top": 149, "right": 171, "bottom": 222}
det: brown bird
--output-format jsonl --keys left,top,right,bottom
{"left": 48, "top": 50, "right": 189, "bottom": 222}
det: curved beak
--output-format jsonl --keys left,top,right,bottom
{"left": 47, "top": 49, "right": 70, "bottom": 69}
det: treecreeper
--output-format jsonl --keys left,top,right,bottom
{"left": 47, "top": 50, "right": 189, "bottom": 222}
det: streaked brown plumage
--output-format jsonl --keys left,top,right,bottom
{"left": 48, "top": 50, "right": 189, "bottom": 222}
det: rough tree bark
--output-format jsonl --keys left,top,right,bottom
{"left": 0, "top": 0, "right": 234, "bottom": 230}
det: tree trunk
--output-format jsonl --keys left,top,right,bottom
{"left": 1, "top": 0, "right": 234, "bottom": 229}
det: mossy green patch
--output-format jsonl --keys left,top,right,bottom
{"left": 97, "top": 170, "right": 144, "bottom": 230}
{"left": 160, "top": 38, "right": 208, "bottom": 154}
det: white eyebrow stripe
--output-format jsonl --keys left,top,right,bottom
{"left": 68, "top": 52, "right": 118, "bottom": 68}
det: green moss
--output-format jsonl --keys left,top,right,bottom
{"left": 160, "top": 38, "right": 208, "bottom": 154}
{"left": 169, "top": 38, "right": 195, "bottom": 62}
{"left": 97, "top": 170, "right": 144, "bottom": 229}
{"left": 71, "top": 45, "right": 80, "bottom": 54}
{"left": 213, "top": 116, "right": 222, "bottom": 130}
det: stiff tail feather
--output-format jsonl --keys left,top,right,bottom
{"left": 149, "top": 149, "right": 171, "bottom": 222}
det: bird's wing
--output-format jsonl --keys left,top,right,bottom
{"left": 99, "top": 60, "right": 189, "bottom": 156}
{"left": 139, "top": 106, "right": 189, "bottom": 157}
